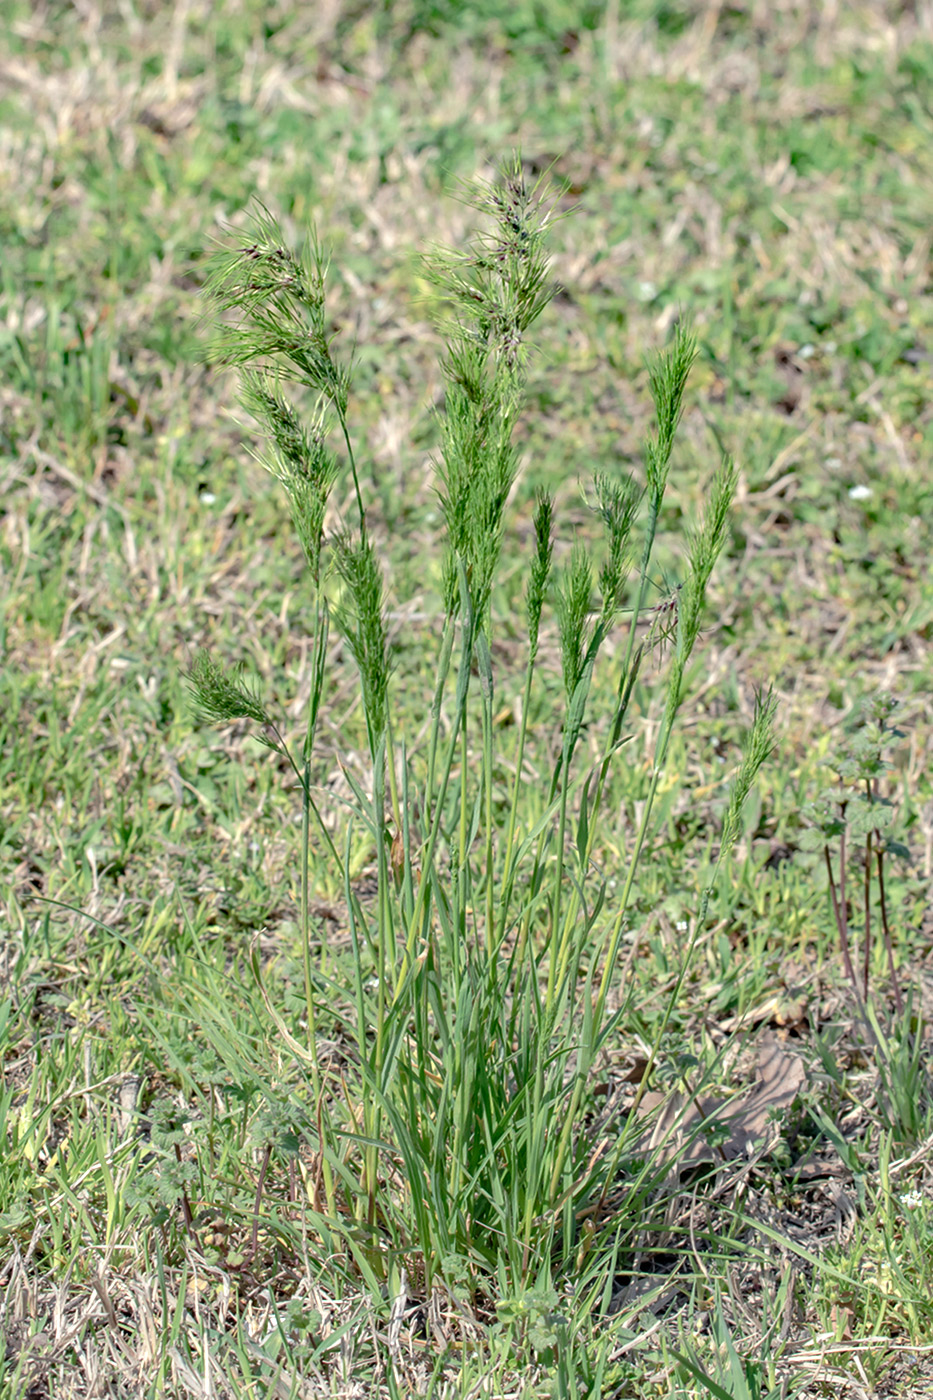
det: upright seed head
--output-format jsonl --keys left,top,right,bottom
{"left": 593, "top": 472, "right": 642, "bottom": 621}
{"left": 645, "top": 324, "right": 697, "bottom": 502}
{"left": 678, "top": 455, "right": 738, "bottom": 661}
{"left": 719, "top": 688, "right": 778, "bottom": 856}
{"left": 526, "top": 491, "right": 554, "bottom": 656}
{"left": 333, "top": 535, "right": 390, "bottom": 757}
{"left": 557, "top": 543, "right": 593, "bottom": 701}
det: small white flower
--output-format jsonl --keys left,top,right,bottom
{"left": 901, "top": 1189, "right": 924, "bottom": 1210}
{"left": 637, "top": 280, "right": 658, "bottom": 302}
{"left": 676, "top": 920, "right": 689, "bottom": 932}
{"left": 200, "top": 490, "right": 217, "bottom": 505}
{"left": 848, "top": 484, "right": 873, "bottom": 501}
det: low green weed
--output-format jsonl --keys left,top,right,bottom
{"left": 799, "top": 694, "right": 906, "bottom": 1013}
{"left": 801, "top": 695, "right": 932, "bottom": 1146}
{"left": 187, "top": 159, "right": 773, "bottom": 1318}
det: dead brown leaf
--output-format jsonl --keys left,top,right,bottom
{"left": 636, "top": 1034, "right": 807, "bottom": 1170}
{"left": 722, "top": 1034, "right": 807, "bottom": 1159}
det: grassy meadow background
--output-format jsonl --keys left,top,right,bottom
{"left": 2, "top": 1, "right": 933, "bottom": 1395}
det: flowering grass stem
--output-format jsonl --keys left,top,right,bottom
{"left": 190, "top": 159, "right": 767, "bottom": 1299}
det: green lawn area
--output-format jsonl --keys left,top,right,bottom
{"left": 2, "top": 2, "right": 933, "bottom": 1396}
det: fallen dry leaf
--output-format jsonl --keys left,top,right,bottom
{"left": 636, "top": 1033, "right": 807, "bottom": 1169}
{"left": 721, "top": 1034, "right": 807, "bottom": 1158}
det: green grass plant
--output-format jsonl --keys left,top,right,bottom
{"left": 801, "top": 694, "right": 933, "bottom": 1149}
{"left": 186, "top": 158, "right": 774, "bottom": 1329}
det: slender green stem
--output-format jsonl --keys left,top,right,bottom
{"left": 514, "top": 733, "right": 566, "bottom": 969}
{"left": 543, "top": 757, "right": 667, "bottom": 1210}
{"left": 548, "top": 1073, "right": 582, "bottom": 1206}
{"left": 297, "top": 756, "right": 335, "bottom": 1217}
{"left": 526, "top": 732, "right": 578, "bottom": 1258}
{"left": 546, "top": 754, "right": 571, "bottom": 1013}
{"left": 385, "top": 712, "right": 402, "bottom": 841}
{"left": 481, "top": 654, "right": 496, "bottom": 958}
{"left": 366, "top": 743, "right": 390, "bottom": 1229}
{"left": 875, "top": 841, "right": 903, "bottom": 1014}
{"left": 301, "top": 757, "right": 314, "bottom": 1058}
{"left": 626, "top": 885, "right": 712, "bottom": 1122}
{"left": 497, "top": 654, "right": 537, "bottom": 938}
{"left": 425, "top": 616, "right": 457, "bottom": 832}
{"left": 523, "top": 1026, "right": 547, "bottom": 1265}
{"left": 541, "top": 675, "right": 679, "bottom": 1204}
{"left": 863, "top": 826, "right": 873, "bottom": 1001}
{"left": 458, "top": 719, "right": 470, "bottom": 938}
{"left": 581, "top": 496, "right": 659, "bottom": 868}
{"left": 338, "top": 414, "right": 368, "bottom": 544}
{"left": 396, "top": 610, "right": 475, "bottom": 994}
{"left": 374, "top": 744, "right": 389, "bottom": 1073}
{"left": 267, "top": 718, "right": 365, "bottom": 953}
{"left": 549, "top": 638, "right": 645, "bottom": 1015}
{"left": 593, "top": 741, "right": 665, "bottom": 1028}
{"left": 396, "top": 733, "right": 415, "bottom": 921}
{"left": 540, "top": 469, "right": 664, "bottom": 1017}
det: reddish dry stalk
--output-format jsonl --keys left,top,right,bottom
{"left": 863, "top": 827, "right": 873, "bottom": 1001}
{"left": 173, "top": 1142, "right": 196, "bottom": 1236}
{"left": 250, "top": 1142, "right": 273, "bottom": 1260}
{"left": 876, "top": 842, "right": 904, "bottom": 1014}
{"left": 824, "top": 837, "right": 860, "bottom": 1002}
{"left": 823, "top": 817, "right": 857, "bottom": 1008}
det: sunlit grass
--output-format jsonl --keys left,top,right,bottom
{"left": 2, "top": 2, "right": 933, "bottom": 1395}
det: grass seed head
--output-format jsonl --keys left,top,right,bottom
{"left": 526, "top": 491, "right": 554, "bottom": 654}
{"left": 557, "top": 543, "right": 594, "bottom": 701}
{"left": 334, "top": 535, "right": 390, "bottom": 754}
{"left": 645, "top": 324, "right": 698, "bottom": 501}
{"left": 187, "top": 651, "right": 271, "bottom": 728}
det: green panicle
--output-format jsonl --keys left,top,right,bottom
{"left": 334, "top": 535, "right": 390, "bottom": 756}
{"left": 428, "top": 158, "right": 560, "bottom": 628}
{"left": 526, "top": 491, "right": 554, "bottom": 655}
{"left": 204, "top": 205, "right": 349, "bottom": 417}
{"left": 678, "top": 454, "right": 737, "bottom": 659}
{"left": 238, "top": 371, "right": 338, "bottom": 581}
{"left": 645, "top": 324, "right": 697, "bottom": 501}
{"left": 557, "top": 543, "right": 593, "bottom": 702}
{"left": 663, "top": 454, "right": 738, "bottom": 734}
{"left": 593, "top": 471, "right": 642, "bottom": 621}
{"left": 187, "top": 651, "right": 271, "bottom": 727}
{"left": 720, "top": 688, "right": 778, "bottom": 857}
